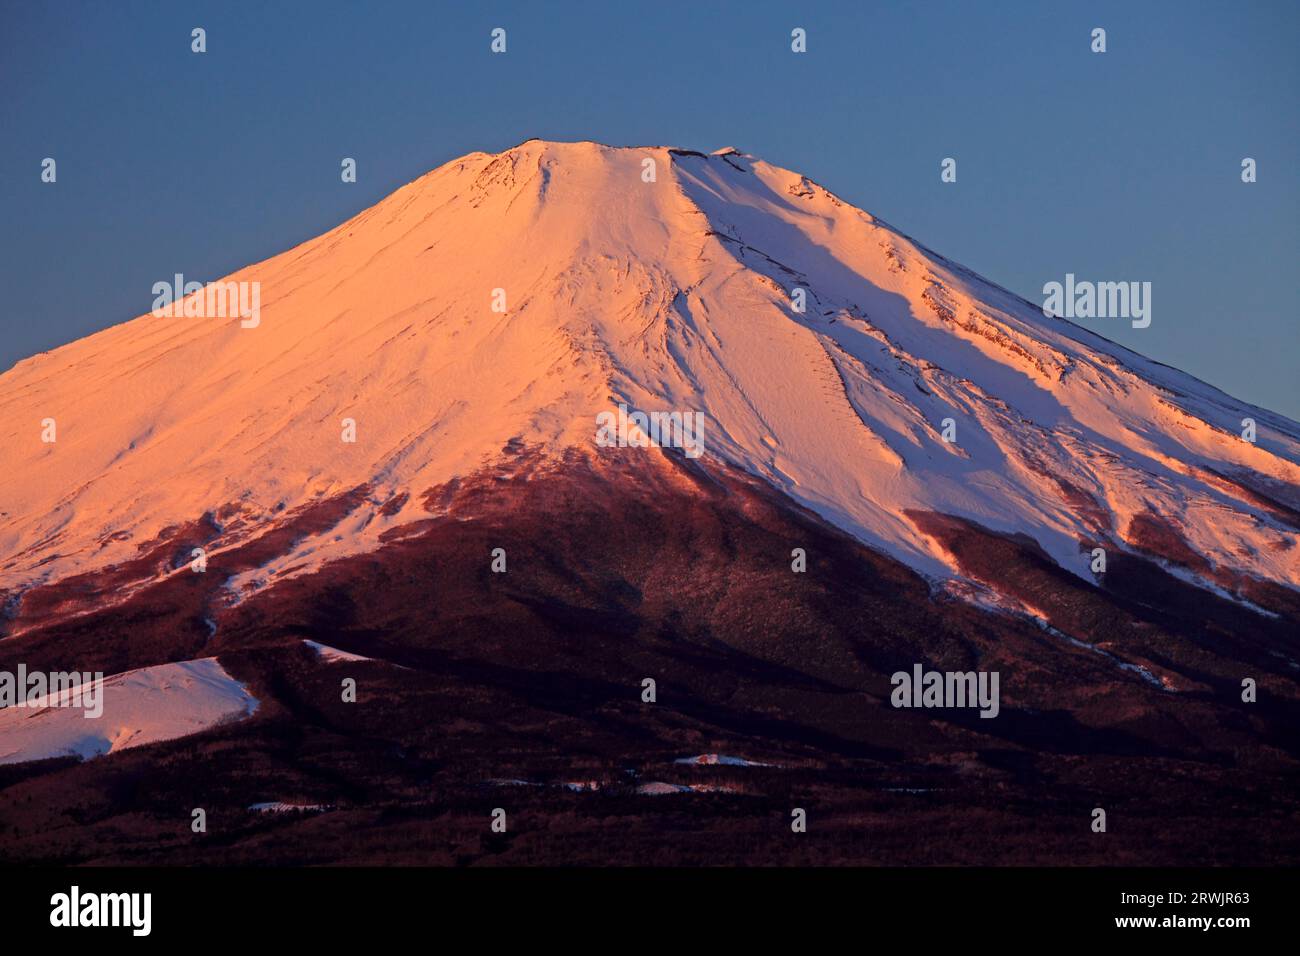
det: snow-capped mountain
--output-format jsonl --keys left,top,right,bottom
{"left": 3, "top": 141, "right": 1300, "bottom": 865}
{"left": 2, "top": 139, "right": 1296, "bottom": 626}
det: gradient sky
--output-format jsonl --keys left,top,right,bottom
{"left": 2, "top": 0, "right": 1296, "bottom": 417}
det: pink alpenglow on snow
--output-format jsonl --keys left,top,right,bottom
{"left": 0, "top": 140, "right": 1296, "bottom": 628}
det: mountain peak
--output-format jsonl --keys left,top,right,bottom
{"left": 1, "top": 140, "right": 1297, "bottom": 623}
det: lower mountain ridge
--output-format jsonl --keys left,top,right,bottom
{"left": 1, "top": 446, "right": 1297, "bottom": 864}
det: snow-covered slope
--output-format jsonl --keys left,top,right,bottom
{"left": 0, "top": 657, "right": 258, "bottom": 765}
{"left": 2, "top": 140, "right": 1297, "bottom": 612}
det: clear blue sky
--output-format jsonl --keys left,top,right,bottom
{"left": 2, "top": 0, "right": 1296, "bottom": 417}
